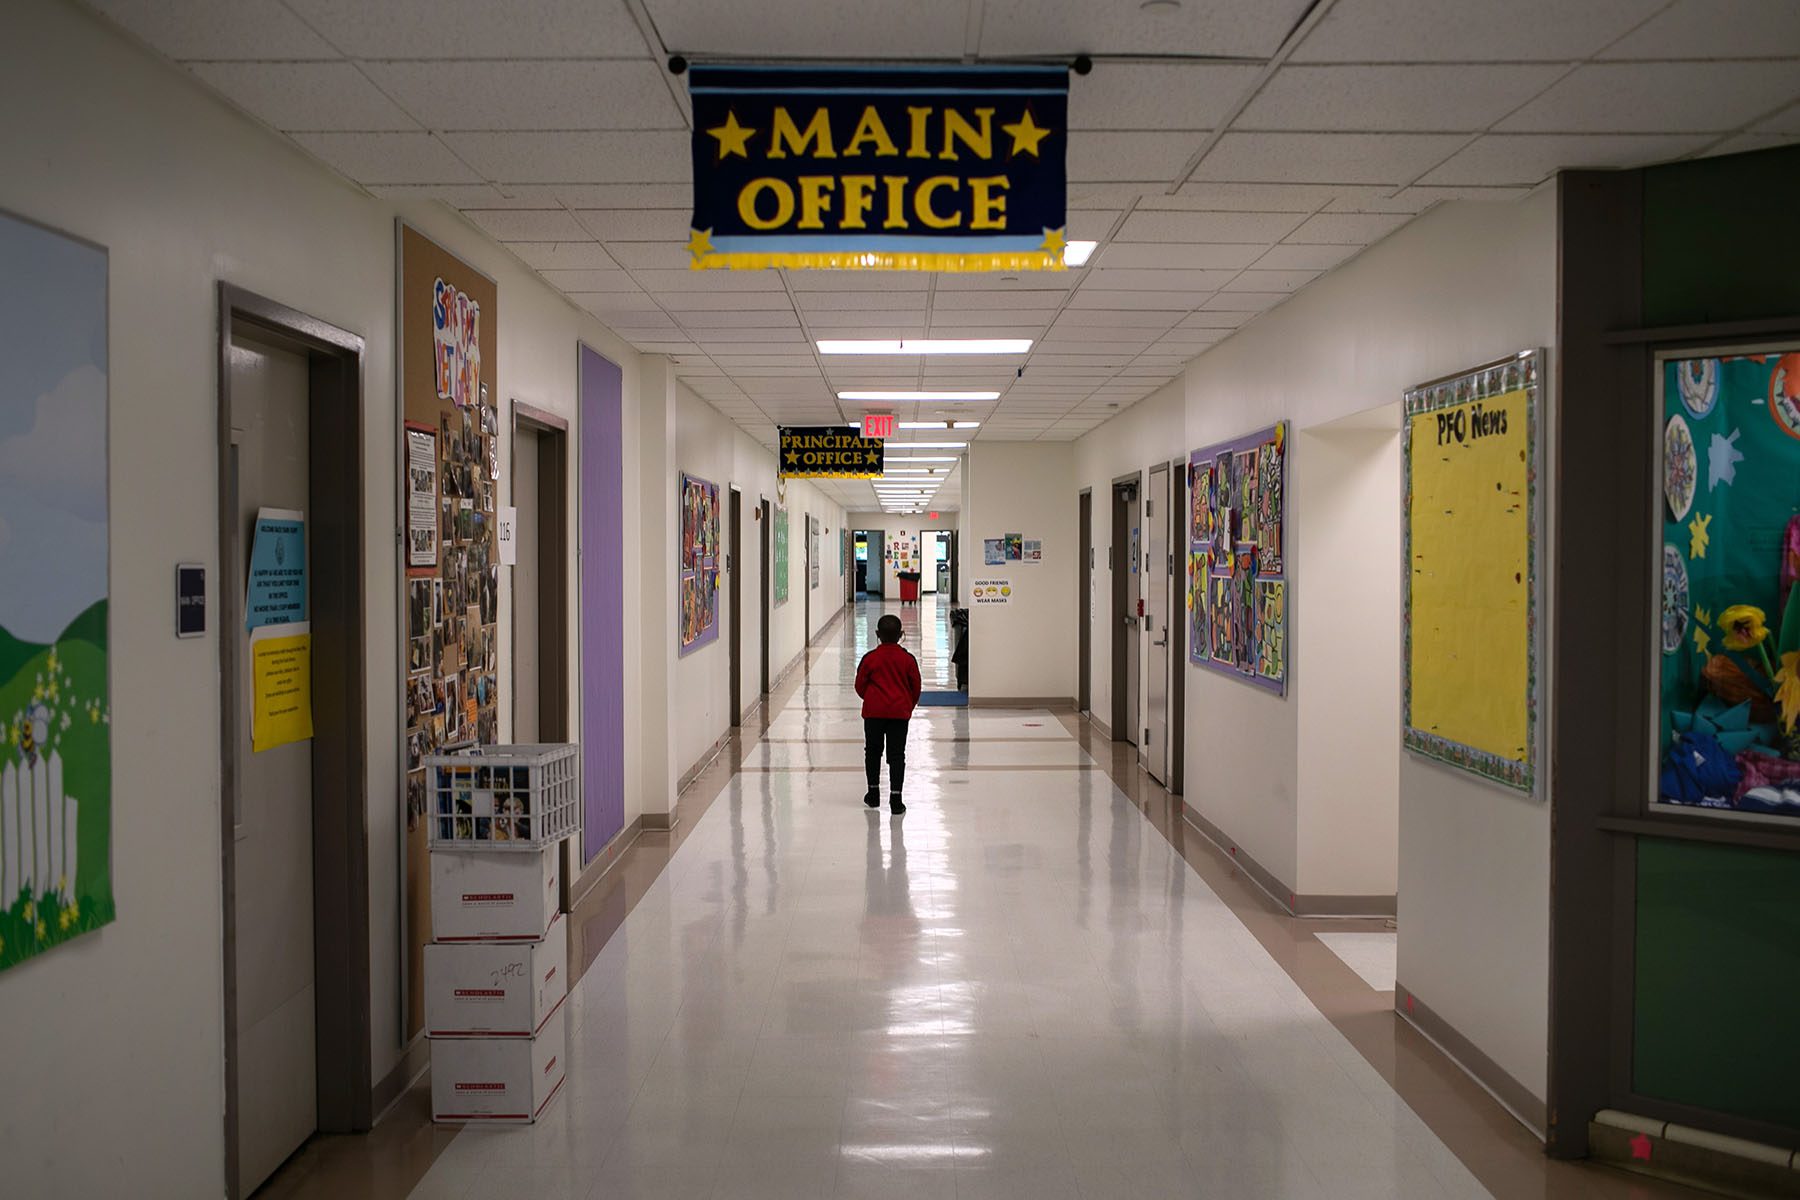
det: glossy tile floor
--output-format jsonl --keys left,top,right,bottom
{"left": 266, "top": 595, "right": 1711, "bottom": 1200}
{"left": 411, "top": 598, "right": 1481, "bottom": 1200}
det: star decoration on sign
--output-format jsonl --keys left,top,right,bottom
{"left": 1688, "top": 511, "right": 1712, "bottom": 559}
{"left": 1040, "top": 228, "right": 1067, "bottom": 257}
{"left": 1002, "top": 109, "right": 1052, "bottom": 157}
{"left": 686, "top": 228, "right": 715, "bottom": 262}
{"left": 785, "top": 449, "right": 800, "bottom": 464}
{"left": 866, "top": 450, "right": 881, "bottom": 464}
{"left": 707, "top": 111, "right": 757, "bottom": 160}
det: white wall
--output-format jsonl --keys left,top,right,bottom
{"left": 1180, "top": 193, "right": 1557, "bottom": 1101}
{"left": 844, "top": 510, "right": 958, "bottom": 596}
{"left": 1071, "top": 380, "right": 1186, "bottom": 732}
{"left": 965, "top": 444, "right": 1077, "bottom": 702}
{"left": 673, "top": 383, "right": 845, "bottom": 778}
{"left": 0, "top": 2, "right": 663, "bottom": 1192}
{"left": 1293, "top": 408, "right": 1402, "bottom": 899}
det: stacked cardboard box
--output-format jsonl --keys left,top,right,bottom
{"left": 425, "top": 845, "right": 568, "bottom": 1123}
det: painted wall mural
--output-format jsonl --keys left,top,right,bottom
{"left": 1187, "top": 422, "right": 1288, "bottom": 695}
{"left": 0, "top": 210, "right": 113, "bottom": 971}
{"left": 679, "top": 472, "right": 721, "bottom": 654}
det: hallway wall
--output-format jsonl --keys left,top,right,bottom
{"left": 0, "top": 2, "right": 654, "bottom": 1192}
{"left": 964, "top": 443, "right": 1077, "bottom": 703}
{"left": 1071, "top": 379, "right": 1186, "bottom": 734}
{"left": 674, "top": 383, "right": 846, "bottom": 778}
{"left": 1180, "top": 191, "right": 1557, "bottom": 1104}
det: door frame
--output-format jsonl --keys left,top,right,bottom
{"left": 1144, "top": 463, "right": 1170, "bottom": 779}
{"left": 1110, "top": 472, "right": 1138, "bottom": 743}
{"left": 217, "top": 285, "right": 372, "bottom": 1197}
{"left": 510, "top": 402, "right": 569, "bottom": 742}
{"left": 803, "top": 513, "right": 812, "bottom": 643}
{"left": 1168, "top": 458, "right": 1186, "bottom": 795}
{"left": 1078, "top": 488, "right": 1092, "bottom": 716}
{"left": 759, "top": 498, "right": 772, "bottom": 695}
{"left": 728, "top": 486, "right": 743, "bottom": 725}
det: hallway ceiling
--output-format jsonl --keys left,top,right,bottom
{"left": 85, "top": 0, "right": 1800, "bottom": 513}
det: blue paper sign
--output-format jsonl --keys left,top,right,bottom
{"left": 245, "top": 508, "right": 306, "bottom": 630}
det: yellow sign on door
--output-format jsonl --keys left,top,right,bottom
{"left": 251, "top": 624, "right": 314, "bottom": 753}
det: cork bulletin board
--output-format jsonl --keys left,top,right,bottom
{"left": 398, "top": 223, "right": 501, "bottom": 1036}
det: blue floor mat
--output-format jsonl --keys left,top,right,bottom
{"left": 917, "top": 690, "right": 968, "bottom": 707}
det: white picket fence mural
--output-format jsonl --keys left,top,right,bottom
{"left": 0, "top": 752, "right": 76, "bottom": 902}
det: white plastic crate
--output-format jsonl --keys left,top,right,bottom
{"left": 425, "top": 743, "right": 578, "bottom": 850}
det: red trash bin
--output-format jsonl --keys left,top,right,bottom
{"left": 897, "top": 572, "right": 921, "bottom": 604}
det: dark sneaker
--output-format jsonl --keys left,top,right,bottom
{"left": 890, "top": 794, "right": 906, "bottom": 815}
{"left": 864, "top": 788, "right": 880, "bottom": 808}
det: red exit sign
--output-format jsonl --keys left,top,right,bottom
{"left": 861, "top": 413, "right": 896, "bottom": 439}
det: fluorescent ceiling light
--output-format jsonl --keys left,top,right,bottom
{"left": 901, "top": 421, "right": 949, "bottom": 429}
{"left": 821, "top": 342, "right": 1029, "bottom": 357}
{"left": 880, "top": 468, "right": 934, "bottom": 474}
{"left": 888, "top": 442, "right": 965, "bottom": 449}
{"left": 838, "top": 390, "right": 1002, "bottom": 401}
{"left": 1065, "top": 240, "right": 1097, "bottom": 267}
{"left": 883, "top": 455, "right": 958, "bottom": 462}
{"left": 953, "top": 421, "right": 981, "bottom": 429}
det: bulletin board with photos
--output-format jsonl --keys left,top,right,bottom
{"left": 397, "top": 223, "right": 502, "bottom": 1036}
{"left": 1188, "top": 422, "right": 1288, "bottom": 695}
{"left": 679, "top": 472, "right": 721, "bottom": 654}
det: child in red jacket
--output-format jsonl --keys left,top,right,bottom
{"left": 855, "top": 614, "right": 922, "bottom": 814}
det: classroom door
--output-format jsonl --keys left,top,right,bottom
{"left": 1143, "top": 464, "right": 1171, "bottom": 782}
{"left": 1112, "top": 480, "right": 1139, "bottom": 745}
{"left": 1079, "top": 490, "right": 1091, "bottom": 715}
{"left": 729, "top": 487, "right": 743, "bottom": 725}
{"left": 227, "top": 330, "right": 316, "bottom": 1194}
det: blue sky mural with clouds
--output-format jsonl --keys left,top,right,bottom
{"left": 0, "top": 213, "right": 108, "bottom": 646}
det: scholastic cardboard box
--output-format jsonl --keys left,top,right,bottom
{"left": 429, "top": 843, "right": 558, "bottom": 941}
{"left": 429, "top": 1014, "right": 566, "bottom": 1123}
{"left": 424, "top": 912, "right": 568, "bottom": 1037}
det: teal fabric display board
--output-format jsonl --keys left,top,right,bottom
{"left": 1654, "top": 348, "right": 1800, "bottom": 821}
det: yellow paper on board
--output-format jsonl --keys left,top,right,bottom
{"left": 1408, "top": 388, "right": 1530, "bottom": 761}
{"left": 252, "top": 626, "right": 314, "bottom": 752}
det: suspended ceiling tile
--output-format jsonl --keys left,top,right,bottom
{"left": 1598, "top": 0, "right": 1800, "bottom": 59}
{"left": 980, "top": 0, "right": 1313, "bottom": 58}
{"left": 1114, "top": 209, "right": 1306, "bottom": 244}
{"left": 290, "top": 132, "right": 479, "bottom": 184}
{"left": 1200, "top": 291, "right": 1288, "bottom": 311}
{"left": 1284, "top": 211, "right": 1411, "bottom": 244}
{"left": 537, "top": 267, "right": 640, "bottom": 292}
{"left": 571, "top": 209, "right": 692, "bottom": 241}
{"left": 370, "top": 184, "right": 540, "bottom": 206}
{"left": 1035, "top": 341, "right": 1155, "bottom": 357}
{"left": 1178, "top": 306, "right": 1254, "bottom": 326}
{"left": 1094, "top": 243, "right": 1262, "bottom": 270}
{"left": 1067, "top": 211, "right": 1121, "bottom": 241}
{"left": 1238, "top": 64, "right": 1568, "bottom": 132}
{"left": 792, "top": 272, "right": 936, "bottom": 291}
{"left": 694, "top": 340, "right": 811, "bottom": 356}
{"left": 363, "top": 60, "right": 684, "bottom": 132}
{"left": 1252, "top": 243, "right": 1358, "bottom": 271}
{"left": 1387, "top": 184, "right": 1536, "bottom": 206}
{"left": 466, "top": 209, "right": 592, "bottom": 241}
{"left": 1068, "top": 62, "right": 1260, "bottom": 130}
{"left": 86, "top": 0, "right": 339, "bottom": 58}
{"left": 1417, "top": 132, "right": 1713, "bottom": 185}
{"left": 442, "top": 131, "right": 689, "bottom": 184}
{"left": 186, "top": 62, "right": 419, "bottom": 132}
{"left": 795, "top": 291, "right": 930, "bottom": 311}
{"left": 1165, "top": 182, "right": 1395, "bottom": 210}
{"left": 654, "top": 293, "right": 797, "bottom": 310}
{"left": 644, "top": 0, "right": 967, "bottom": 57}
{"left": 1068, "top": 182, "right": 1169, "bottom": 207}
{"left": 1496, "top": 62, "right": 1800, "bottom": 134}
{"left": 1290, "top": 0, "right": 1663, "bottom": 62}
{"left": 284, "top": 0, "right": 651, "bottom": 58}
{"left": 605, "top": 241, "right": 692, "bottom": 270}
{"left": 636, "top": 268, "right": 786, "bottom": 292}
{"left": 504, "top": 241, "right": 620, "bottom": 270}
{"left": 551, "top": 183, "right": 693, "bottom": 207}
{"left": 567, "top": 291, "right": 661, "bottom": 313}
{"left": 1050, "top": 309, "right": 1184, "bottom": 330}
{"left": 1085, "top": 266, "right": 1240, "bottom": 290}
{"left": 632, "top": 341, "right": 699, "bottom": 354}
{"left": 1701, "top": 132, "right": 1800, "bottom": 157}
{"left": 1067, "top": 131, "right": 1200, "bottom": 183}
{"left": 1225, "top": 269, "right": 1321, "bottom": 292}
{"left": 1067, "top": 289, "right": 1217, "bottom": 310}
{"left": 1189, "top": 131, "right": 1470, "bottom": 185}
{"left": 676, "top": 310, "right": 804, "bottom": 329}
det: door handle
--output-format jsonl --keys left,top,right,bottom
{"left": 1152, "top": 638, "right": 1167, "bottom": 648}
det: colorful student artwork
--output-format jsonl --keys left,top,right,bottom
{"left": 399, "top": 223, "right": 501, "bottom": 1034}
{"left": 1402, "top": 352, "right": 1538, "bottom": 792}
{"left": 983, "top": 538, "right": 1004, "bottom": 566}
{"left": 808, "top": 515, "right": 821, "bottom": 591}
{"left": 0, "top": 210, "right": 113, "bottom": 971}
{"left": 1187, "top": 423, "right": 1287, "bottom": 694}
{"left": 773, "top": 503, "right": 790, "bottom": 606}
{"left": 1654, "top": 347, "right": 1800, "bottom": 823}
{"left": 679, "top": 472, "right": 721, "bottom": 653}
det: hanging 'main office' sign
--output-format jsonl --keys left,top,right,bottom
{"left": 779, "top": 426, "right": 886, "bottom": 479}
{"left": 687, "top": 64, "right": 1068, "bottom": 272}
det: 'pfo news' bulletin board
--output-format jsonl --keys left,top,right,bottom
{"left": 1402, "top": 350, "right": 1542, "bottom": 793}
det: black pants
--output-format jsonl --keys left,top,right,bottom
{"left": 864, "top": 718, "right": 909, "bottom": 794}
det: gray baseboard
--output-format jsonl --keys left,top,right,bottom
{"left": 371, "top": 1034, "right": 430, "bottom": 1124}
{"left": 641, "top": 809, "right": 677, "bottom": 832}
{"left": 1180, "top": 801, "right": 1395, "bottom": 917}
{"left": 1085, "top": 712, "right": 1112, "bottom": 739}
{"left": 1397, "top": 982, "right": 1548, "bottom": 1138}
{"left": 969, "top": 696, "right": 1077, "bottom": 710}
{"left": 567, "top": 816, "right": 644, "bottom": 909}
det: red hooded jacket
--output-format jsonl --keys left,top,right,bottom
{"left": 855, "top": 642, "right": 922, "bottom": 720}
